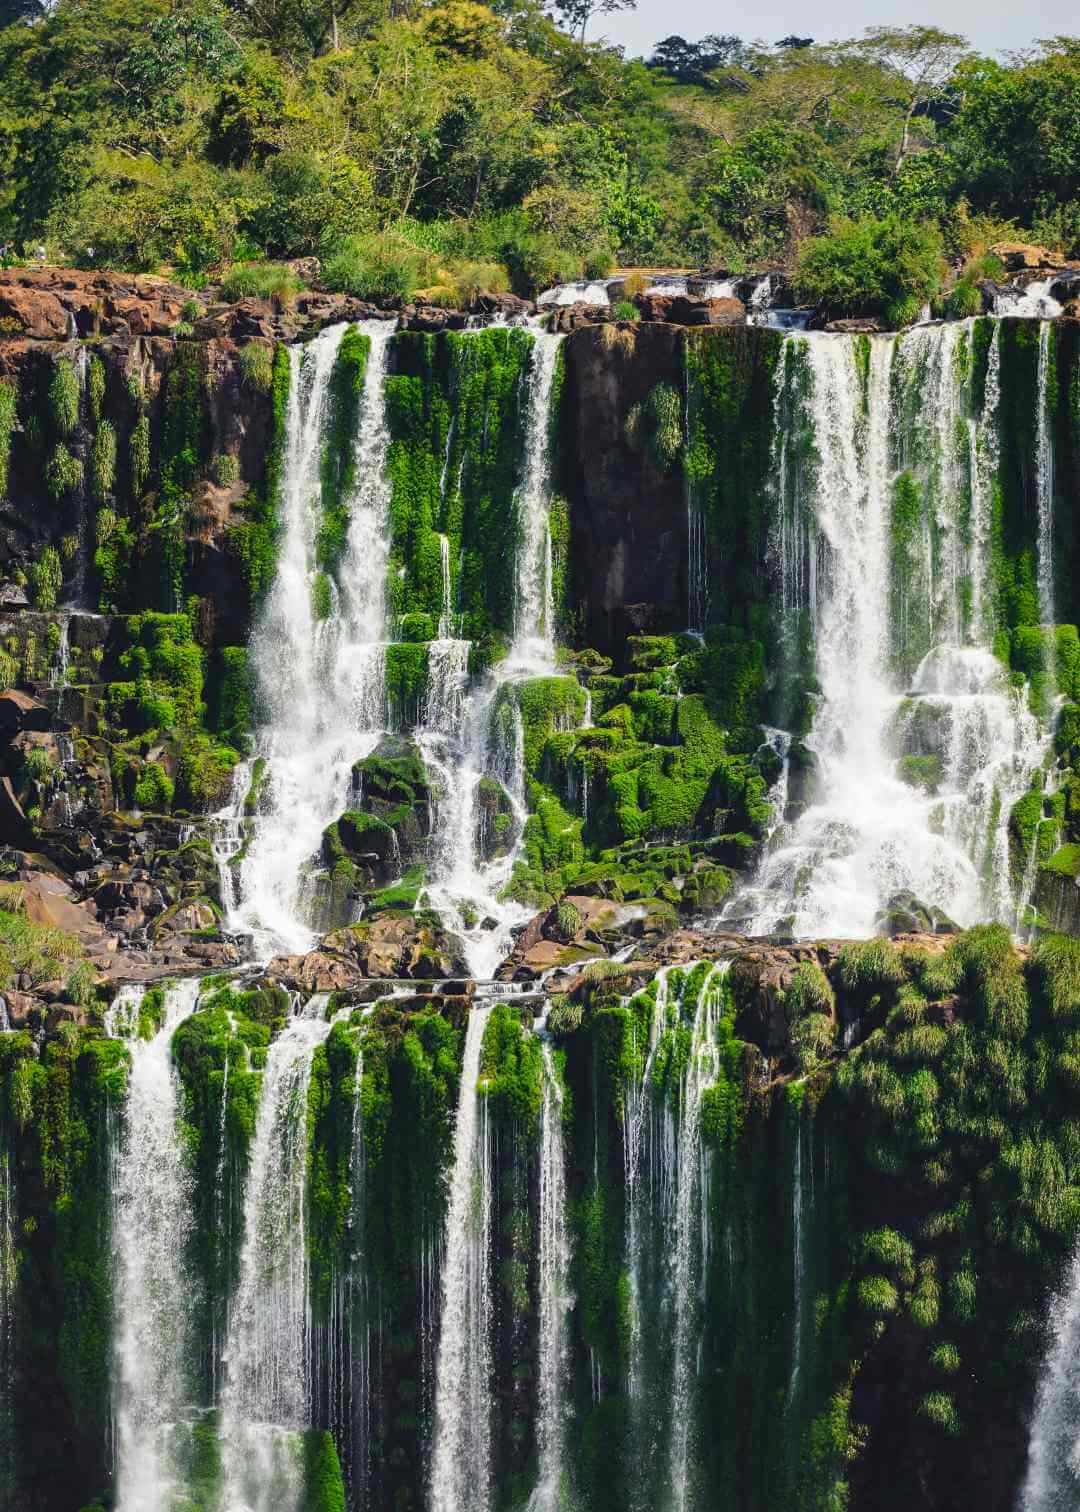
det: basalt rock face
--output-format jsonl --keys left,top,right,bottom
{"left": 562, "top": 322, "right": 688, "bottom": 652}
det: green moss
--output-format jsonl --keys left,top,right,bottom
{"left": 317, "top": 327, "right": 371, "bottom": 578}
{"left": 303, "top": 1430, "right": 347, "bottom": 1512}
{"left": 48, "top": 358, "right": 80, "bottom": 437}
{"left": 229, "top": 342, "right": 290, "bottom": 608}
{"left": 479, "top": 1001, "right": 543, "bottom": 1134}
{"left": 384, "top": 642, "right": 429, "bottom": 729}
{"left": 89, "top": 419, "right": 117, "bottom": 503}
{"left": 44, "top": 442, "right": 83, "bottom": 500}
{"left": 133, "top": 760, "right": 174, "bottom": 812}
{"left": 0, "top": 379, "right": 16, "bottom": 499}
{"left": 214, "top": 645, "right": 254, "bottom": 747}
{"left": 384, "top": 327, "right": 533, "bottom": 638}
{"left": 29, "top": 546, "right": 63, "bottom": 610}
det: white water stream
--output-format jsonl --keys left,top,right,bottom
{"left": 219, "top": 998, "right": 333, "bottom": 1512}
{"left": 234, "top": 322, "right": 394, "bottom": 958}
{"left": 729, "top": 325, "right": 1052, "bottom": 938}
{"left": 528, "top": 1037, "right": 573, "bottom": 1512}
{"left": 430, "top": 1005, "right": 494, "bottom": 1512}
{"left": 109, "top": 979, "right": 202, "bottom": 1512}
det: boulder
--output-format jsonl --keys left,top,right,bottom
{"left": 990, "top": 240, "right": 1060, "bottom": 271}
{"left": 674, "top": 296, "right": 746, "bottom": 326}
{"left": 0, "top": 285, "right": 70, "bottom": 339}
{"left": 0, "top": 688, "right": 52, "bottom": 734}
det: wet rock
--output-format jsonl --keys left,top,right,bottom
{"left": 267, "top": 911, "right": 468, "bottom": 990}
{"left": 875, "top": 891, "right": 958, "bottom": 937}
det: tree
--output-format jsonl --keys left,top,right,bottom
{"left": 854, "top": 25, "right": 968, "bottom": 171}
{"left": 0, "top": 0, "right": 48, "bottom": 26}
{"left": 548, "top": 0, "right": 633, "bottom": 45}
{"left": 646, "top": 33, "right": 745, "bottom": 86}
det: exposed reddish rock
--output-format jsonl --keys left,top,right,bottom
{"left": 0, "top": 285, "right": 70, "bottom": 340}
{"left": 0, "top": 687, "right": 52, "bottom": 734}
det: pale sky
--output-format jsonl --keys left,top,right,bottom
{"left": 601, "top": 0, "right": 1077, "bottom": 59}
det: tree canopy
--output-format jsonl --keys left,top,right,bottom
{"left": 0, "top": 4, "right": 1076, "bottom": 293}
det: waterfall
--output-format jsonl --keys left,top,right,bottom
{"left": 430, "top": 1005, "right": 494, "bottom": 1512}
{"left": 219, "top": 998, "right": 334, "bottom": 1511}
{"left": 324, "top": 1020, "right": 373, "bottom": 1506}
{"left": 109, "top": 979, "right": 203, "bottom": 1512}
{"left": 667, "top": 962, "right": 729, "bottom": 1512}
{"left": 621, "top": 965, "right": 730, "bottom": 1510}
{"left": 728, "top": 325, "right": 1051, "bottom": 938}
{"left": 1019, "top": 1244, "right": 1080, "bottom": 1510}
{"left": 623, "top": 969, "right": 670, "bottom": 1401}
{"left": 210, "top": 756, "right": 250, "bottom": 928}
{"left": 529, "top": 1038, "right": 573, "bottom": 1512}
{"left": 235, "top": 322, "right": 394, "bottom": 956}
{"left": 508, "top": 328, "right": 562, "bottom": 673}
{"left": 1036, "top": 322, "right": 1055, "bottom": 634}
{"left": 418, "top": 329, "right": 563, "bottom": 978}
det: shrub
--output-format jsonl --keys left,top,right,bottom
{"left": 612, "top": 299, "right": 639, "bottom": 321}
{"left": 795, "top": 214, "right": 944, "bottom": 323}
{"left": 856, "top": 1275, "right": 898, "bottom": 1316}
{"left": 785, "top": 960, "right": 835, "bottom": 1019}
{"left": 130, "top": 415, "right": 151, "bottom": 494}
{"left": 860, "top": 1227, "right": 915, "bottom": 1277}
{"left": 90, "top": 419, "right": 117, "bottom": 501}
{"left": 213, "top": 453, "right": 240, "bottom": 487}
{"left": 919, "top": 1392, "right": 960, "bottom": 1434}
{"left": 944, "top": 280, "right": 982, "bottom": 318}
{"left": 0, "top": 379, "right": 15, "bottom": 498}
{"left": 181, "top": 298, "right": 201, "bottom": 322}
{"left": 323, "top": 232, "right": 438, "bottom": 304}
{"left": 45, "top": 442, "right": 83, "bottom": 499}
{"left": 239, "top": 341, "right": 274, "bottom": 394}
{"left": 30, "top": 547, "right": 63, "bottom": 610}
{"left": 220, "top": 261, "right": 302, "bottom": 305}
{"left": 49, "top": 359, "right": 80, "bottom": 436}
{"left": 87, "top": 357, "right": 105, "bottom": 423}
{"left": 554, "top": 897, "right": 582, "bottom": 940}
{"left": 931, "top": 1342, "right": 961, "bottom": 1374}
{"left": 1032, "top": 934, "right": 1080, "bottom": 1022}
{"left": 133, "top": 761, "right": 174, "bottom": 812}
{"left": 837, "top": 937, "right": 904, "bottom": 997}
{"left": 791, "top": 1012, "right": 836, "bottom": 1072}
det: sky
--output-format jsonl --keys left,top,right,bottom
{"left": 601, "top": 0, "right": 1077, "bottom": 59}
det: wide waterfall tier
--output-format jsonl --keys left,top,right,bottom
{"left": 226, "top": 317, "right": 568, "bottom": 973}
{"left": 724, "top": 320, "right": 1057, "bottom": 939}
{"left": 234, "top": 321, "right": 394, "bottom": 957}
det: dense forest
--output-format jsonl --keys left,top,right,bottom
{"left": 1, "top": 1, "right": 1079, "bottom": 314}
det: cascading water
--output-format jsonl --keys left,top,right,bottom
{"left": 667, "top": 962, "right": 729, "bottom": 1512}
{"left": 1018, "top": 1244, "right": 1080, "bottom": 1511}
{"left": 219, "top": 998, "right": 334, "bottom": 1511}
{"left": 418, "top": 329, "right": 563, "bottom": 978}
{"left": 728, "top": 324, "right": 1052, "bottom": 938}
{"left": 508, "top": 328, "right": 562, "bottom": 673}
{"left": 529, "top": 1037, "right": 573, "bottom": 1512}
{"left": 235, "top": 322, "right": 394, "bottom": 957}
{"left": 1036, "top": 322, "right": 1056, "bottom": 634}
{"left": 210, "top": 756, "right": 251, "bottom": 928}
{"left": 621, "top": 964, "right": 730, "bottom": 1511}
{"left": 430, "top": 1005, "right": 494, "bottom": 1512}
{"left": 108, "top": 978, "right": 203, "bottom": 1512}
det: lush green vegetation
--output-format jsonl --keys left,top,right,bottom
{"left": 0, "top": 7, "right": 1077, "bottom": 298}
